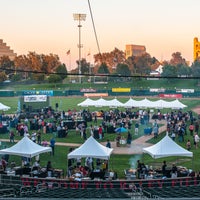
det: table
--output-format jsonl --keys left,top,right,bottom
{"left": 89, "top": 170, "right": 105, "bottom": 180}
{"left": 57, "top": 129, "right": 67, "bottom": 138}
{"left": 63, "top": 120, "right": 87, "bottom": 129}
{"left": 144, "top": 127, "right": 152, "bottom": 135}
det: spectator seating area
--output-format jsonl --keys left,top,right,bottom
{"left": 143, "top": 185, "right": 200, "bottom": 198}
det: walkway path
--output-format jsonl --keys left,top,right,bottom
{"left": 0, "top": 120, "right": 167, "bottom": 155}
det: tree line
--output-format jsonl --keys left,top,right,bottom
{"left": 1, "top": 48, "right": 200, "bottom": 83}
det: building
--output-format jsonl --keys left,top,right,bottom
{"left": 125, "top": 44, "right": 146, "bottom": 59}
{"left": 194, "top": 37, "right": 200, "bottom": 61}
{"left": 0, "top": 39, "right": 17, "bottom": 60}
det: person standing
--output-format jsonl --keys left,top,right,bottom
{"left": 37, "top": 131, "right": 41, "bottom": 145}
{"left": 186, "top": 139, "right": 191, "bottom": 150}
{"left": 50, "top": 137, "right": 56, "bottom": 156}
{"left": 9, "top": 130, "right": 15, "bottom": 143}
{"left": 162, "top": 160, "right": 167, "bottom": 177}
{"left": 126, "top": 131, "right": 132, "bottom": 147}
{"left": 46, "top": 161, "right": 54, "bottom": 177}
{"left": 189, "top": 123, "right": 194, "bottom": 136}
{"left": 171, "top": 163, "right": 178, "bottom": 179}
{"left": 134, "top": 121, "right": 139, "bottom": 135}
{"left": 98, "top": 125, "right": 103, "bottom": 140}
{"left": 137, "top": 160, "right": 142, "bottom": 179}
{"left": 194, "top": 132, "right": 200, "bottom": 149}
{"left": 153, "top": 125, "right": 159, "bottom": 139}
{"left": 106, "top": 139, "right": 111, "bottom": 148}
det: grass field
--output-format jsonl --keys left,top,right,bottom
{"left": 0, "top": 96, "right": 200, "bottom": 179}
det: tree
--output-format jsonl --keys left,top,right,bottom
{"left": 177, "top": 64, "right": 191, "bottom": 77}
{"left": 48, "top": 74, "right": 62, "bottom": 88}
{"left": 134, "top": 53, "right": 152, "bottom": 75}
{"left": 115, "top": 63, "right": 131, "bottom": 81}
{"left": 41, "top": 53, "right": 61, "bottom": 74}
{"left": 97, "top": 63, "right": 110, "bottom": 74}
{"left": 162, "top": 64, "right": 177, "bottom": 77}
{"left": 169, "top": 52, "right": 188, "bottom": 66}
{"left": 56, "top": 64, "right": 67, "bottom": 80}
{"left": 14, "top": 55, "right": 30, "bottom": 79}
{"left": 191, "top": 60, "right": 200, "bottom": 77}
{"left": 94, "top": 48, "right": 125, "bottom": 72}
{"left": 0, "top": 56, "right": 14, "bottom": 76}
{"left": 0, "top": 72, "right": 7, "bottom": 82}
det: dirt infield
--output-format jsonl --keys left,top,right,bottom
{"left": 192, "top": 106, "right": 200, "bottom": 115}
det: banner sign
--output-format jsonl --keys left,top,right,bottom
{"left": 159, "top": 94, "right": 183, "bottom": 98}
{"left": 112, "top": 88, "right": 131, "bottom": 92}
{"left": 150, "top": 88, "right": 165, "bottom": 92}
{"left": 21, "top": 177, "right": 197, "bottom": 189}
{"left": 24, "top": 95, "right": 47, "bottom": 102}
{"left": 84, "top": 93, "right": 108, "bottom": 97}
{"left": 176, "top": 89, "right": 194, "bottom": 93}
{"left": 80, "top": 88, "right": 97, "bottom": 92}
{"left": 23, "top": 90, "right": 53, "bottom": 96}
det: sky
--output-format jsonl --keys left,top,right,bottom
{"left": 0, "top": 0, "right": 200, "bottom": 70}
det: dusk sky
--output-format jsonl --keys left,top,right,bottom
{"left": 0, "top": 0, "right": 200, "bottom": 70}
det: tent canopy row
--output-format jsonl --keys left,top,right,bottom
{"left": 78, "top": 97, "right": 187, "bottom": 109}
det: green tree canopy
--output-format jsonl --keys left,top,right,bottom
{"left": 56, "top": 64, "right": 67, "bottom": 80}
{"left": 191, "top": 60, "right": 200, "bottom": 77}
{"left": 162, "top": 64, "right": 177, "bottom": 77}
{"left": 97, "top": 63, "right": 110, "bottom": 74}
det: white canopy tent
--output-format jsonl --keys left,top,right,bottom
{"left": 77, "top": 98, "right": 95, "bottom": 107}
{"left": 0, "top": 136, "right": 52, "bottom": 158}
{"left": 103, "top": 98, "right": 124, "bottom": 107}
{"left": 143, "top": 134, "right": 193, "bottom": 159}
{"left": 123, "top": 98, "right": 138, "bottom": 108}
{"left": 169, "top": 99, "right": 187, "bottom": 109}
{"left": 0, "top": 102, "right": 10, "bottom": 111}
{"left": 94, "top": 98, "right": 108, "bottom": 107}
{"left": 68, "top": 136, "right": 113, "bottom": 160}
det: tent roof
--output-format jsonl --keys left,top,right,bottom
{"left": 77, "top": 98, "right": 95, "bottom": 107}
{"left": 143, "top": 134, "right": 193, "bottom": 159}
{"left": 68, "top": 136, "right": 113, "bottom": 160}
{"left": 0, "top": 103, "right": 10, "bottom": 111}
{"left": 0, "top": 136, "right": 52, "bottom": 158}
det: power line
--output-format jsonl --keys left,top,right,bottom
{"left": 2, "top": 67, "right": 200, "bottom": 79}
{"left": 87, "top": 0, "right": 101, "bottom": 54}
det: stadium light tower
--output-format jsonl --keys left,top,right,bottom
{"left": 73, "top": 13, "right": 86, "bottom": 83}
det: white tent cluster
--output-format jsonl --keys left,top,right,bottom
{"left": 78, "top": 97, "right": 187, "bottom": 109}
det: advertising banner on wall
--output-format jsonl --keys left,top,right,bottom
{"left": 24, "top": 95, "right": 47, "bottom": 102}
{"left": 159, "top": 94, "right": 183, "bottom": 98}
{"left": 112, "top": 88, "right": 131, "bottom": 92}
{"left": 84, "top": 93, "right": 108, "bottom": 97}
{"left": 176, "top": 89, "right": 194, "bottom": 93}
{"left": 23, "top": 90, "right": 53, "bottom": 96}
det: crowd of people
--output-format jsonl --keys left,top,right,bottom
{"left": 0, "top": 106, "right": 200, "bottom": 180}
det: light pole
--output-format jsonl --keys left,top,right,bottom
{"left": 73, "top": 13, "right": 86, "bottom": 83}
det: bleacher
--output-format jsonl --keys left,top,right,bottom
{"left": 143, "top": 185, "right": 200, "bottom": 198}
{"left": 19, "top": 186, "right": 130, "bottom": 199}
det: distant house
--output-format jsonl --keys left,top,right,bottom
{"left": 154, "top": 64, "right": 163, "bottom": 74}
{"left": 150, "top": 70, "right": 160, "bottom": 76}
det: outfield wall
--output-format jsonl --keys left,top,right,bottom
{"left": 0, "top": 89, "right": 200, "bottom": 97}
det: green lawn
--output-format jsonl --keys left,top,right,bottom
{"left": 0, "top": 96, "right": 200, "bottom": 179}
